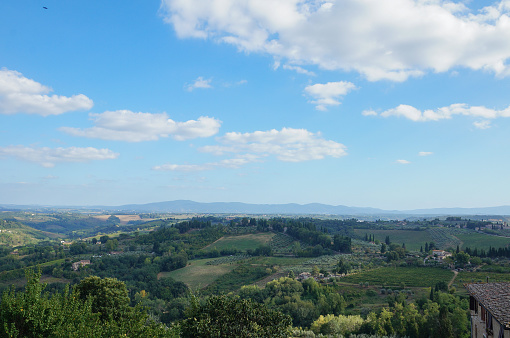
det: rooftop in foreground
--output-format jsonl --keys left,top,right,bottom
{"left": 466, "top": 282, "right": 510, "bottom": 328}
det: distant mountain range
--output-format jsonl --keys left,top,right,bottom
{"left": 2, "top": 200, "right": 508, "bottom": 216}
{"left": 116, "top": 201, "right": 510, "bottom": 216}
{"left": 116, "top": 200, "right": 389, "bottom": 215}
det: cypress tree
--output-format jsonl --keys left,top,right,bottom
{"left": 438, "top": 306, "right": 454, "bottom": 338}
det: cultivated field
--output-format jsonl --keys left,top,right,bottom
{"left": 458, "top": 271, "right": 510, "bottom": 283}
{"left": 158, "top": 258, "right": 237, "bottom": 290}
{"left": 455, "top": 232, "right": 510, "bottom": 250}
{"left": 354, "top": 229, "right": 434, "bottom": 251}
{"left": 250, "top": 256, "right": 310, "bottom": 266}
{"left": 204, "top": 233, "right": 275, "bottom": 251}
{"left": 360, "top": 228, "right": 510, "bottom": 252}
{"left": 341, "top": 266, "right": 454, "bottom": 287}
{"left": 93, "top": 214, "right": 143, "bottom": 224}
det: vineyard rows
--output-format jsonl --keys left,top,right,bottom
{"left": 269, "top": 233, "right": 297, "bottom": 253}
{"left": 206, "top": 254, "right": 251, "bottom": 265}
{"left": 426, "top": 228, "right": 462, "bottom": 249}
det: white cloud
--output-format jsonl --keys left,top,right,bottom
{"left": 0, "top": 68, "right": 93, "bottom": 115}
{"left": 187, "top": 76, "right": 212, "bottom": 91}
{"left": 282, "top": 64, "right": 316, "bottom": 76}
{"left": 0, "top": 145, "right": 118, "bottom": 167}
{"left": 60, "top": 110, "right": 221, "bottom": 142}
{"left": 362, "top": 110, "right": 378, "bottom": 116}
{"left": 161, "top": 0, "right": 510, "bottom": 81}
{"left": 154, "top": 163, "right": 210, "bottom": 172}
{"left": 396, "top": 159, "right": 411, "bottom": 164}
{"left": 200, "top": 127, "right": 347, "bottom": 162}
{"left": 379, "top": 103, "right": 510, "bottom": 122}
{"left": 154, "top": 127, "right": 346, "bottom": 172}
{"left": 473, "top": 120, "right": 492, "bottom": 129}
{"left": 304, "top": 81, "right": 357, "bottom": 110}
{"left": 223, "top": 79, "right": 248, "bottom": 88}
{"left": 418, "top": 151, "right": 433, "bottom": 156}
{"left": 153, "top": 155, "right": 260, "bottom": 172}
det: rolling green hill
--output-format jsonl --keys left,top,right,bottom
{"left": 0, "top": 219, "right": 61, "bottom": 247}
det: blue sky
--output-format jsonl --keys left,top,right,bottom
{"left": 1, "top": 0, "right": 510, "bottom": 209}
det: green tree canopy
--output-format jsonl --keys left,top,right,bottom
{"left": 180, "top": 294, "right": 291, "bottom": 338}
{"left": 75, "top": 276, "right": 130, "bottom": 321}
{"left": 0, "top": 270, "right": 173, "bottom": 338}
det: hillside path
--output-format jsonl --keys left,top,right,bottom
{"left": 448, "top": 270, "right": 458, "bottom": 288}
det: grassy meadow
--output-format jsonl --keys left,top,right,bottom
{"left": 204, "top": 233, "right": 275, "bottom": 251}
{"left": 158, "top": 258, "right": 237, "bottom": 290}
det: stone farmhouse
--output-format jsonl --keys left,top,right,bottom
{"left": 71, "top": 260, "right": 91, "bottom": 271}
{"left": 431, "top": 249, "right": 452, "bottom": 262}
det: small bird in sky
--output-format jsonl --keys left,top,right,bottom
{"left": 43, "top": 6, "right": 48, "bottom": 9}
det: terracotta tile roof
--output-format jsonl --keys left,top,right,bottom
{"left": 466, "top": 283, "right": 510, "bottom": 328}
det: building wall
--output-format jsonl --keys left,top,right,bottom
{"left": 470, "top": 300, "right": 510, "bottom": 338}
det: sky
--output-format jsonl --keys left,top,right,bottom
{"left": 1, "top": 0, "right": 510, "bottom": 210}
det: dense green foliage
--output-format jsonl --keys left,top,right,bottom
{"left": 0, "top": 270, "right": 174, "bottom": 337}
{"left": 74, "top": 276, "right": 131, "bottom": 321}
{"left": 180, "top": 294, "right": 292, "bottom": 337}
{"left": 360, "top": 291, "right": 470, "bottom": 338}
{"left": 264, "top": 218, "right": 352, "bottom": 256}
{"left": 239, "top": 277, "right": 347, "bottom": 327}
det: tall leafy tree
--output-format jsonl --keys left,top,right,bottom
{"left": 180, "top": 294, "right": 291, "bottom": 338}
{"left": 75, "top": 276, "right": 130, "bottom": 321}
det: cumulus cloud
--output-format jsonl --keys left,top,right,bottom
{"left": 154, "top": 127, "right": 346, "bottom": 172}
{"left": 304, "top": 81, "right": 357, "bottom": 110}
{"left": 378, "top": 103, "right": 510, "bottom": 122}
{"left": 396, "top": 159, "right": 411, "bottom": 164}
{"left": 187, "top": 76, "right": 212, "bottom": 91}
{"left": 60, "top": 110, "right": 221, "bottom": 142}
{"left": 200, "top": 127, "right": 347, "bottom": 162}
{"left": 0, "top": 68, "right": 93, "bottom": 115}
{"left": 418, "top": 151, "right": 433, "bottom": 156}
{"left": 161, "top": 0, "right": 510, "bottom": 81}
{"left": 0, "top": 145, "right": 118, "bottom": 167}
